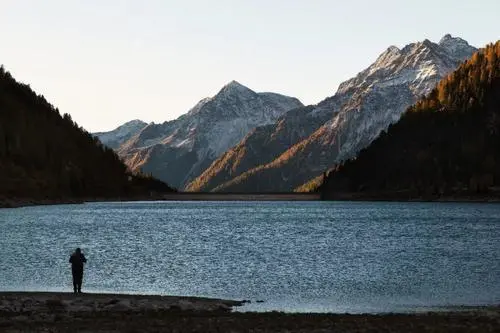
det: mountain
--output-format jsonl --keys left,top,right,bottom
{"left": 0, "top": 66, "right": 174, "bottom": 207}
{"left": 188, "top": 35, "right": 477, "bottom": 192}
{"left": 110, "top": 81, "right": 303, "bottom": 189}
{"left": 94, "top": 120, "right": 147, "bottom": 149}
{"left": 185, "top": 100, "right": 340, "bottom": 192}
{"left": 321, "top": 41, "right": 500, "bottom": 200}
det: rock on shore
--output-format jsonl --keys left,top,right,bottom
{"left": 1, "top": 292, "right": 499, "bottom": 332}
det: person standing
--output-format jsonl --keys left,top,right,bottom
{"left": 69, "top": 248, "right": 87, "bottom": 293}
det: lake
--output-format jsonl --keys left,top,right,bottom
{"left": 0, "top": 201, "right": 499, "bottom": 313}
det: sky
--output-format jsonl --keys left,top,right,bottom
{"left": 2, "top": 0, "right": 499, "bottom": 132}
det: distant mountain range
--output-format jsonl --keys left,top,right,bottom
{"left": 96, "top": 81, "right": 302, "bottom": 189}
{"left": 96, "top": 35, "right": 477, "bottom": 192}
{"left": 188, "top": 34, "right": 476, "bottom": 192}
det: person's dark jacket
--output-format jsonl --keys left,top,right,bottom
{"left": 69, "top": 252, "right": 87, "bottom": 271}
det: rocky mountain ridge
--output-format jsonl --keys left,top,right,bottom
{"left": 96, "top": 81, "right": 303, "bottom": 189}
{"left": 94, "top": 119, "right": 148, "bottom": 149}
{"left": 321, "top": 40, "right": 500, "bottom": 200}
{"left": 188, "top": 35, "right": 477, "bottom": 192}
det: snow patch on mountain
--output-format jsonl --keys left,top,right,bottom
{"left": 439, "top": 34, "right": 476, "bottom": 60}
{"left": 94, "top": 119, "right": 148, "bottom": 149}
{"left": 322, "top": 34, "right": 476, "bottom": 163}
{"left": 114, "top": 81, "right": 303, "bottom": 189}
{"left": 205, "top": 35, "right": 478, "bottom": 193}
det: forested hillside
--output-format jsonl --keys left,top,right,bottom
{"left": 0, "top": 66, "right": 174, "bottom": 206}
{"left": 321, "top": 41, "right": 500, "bottom": 200}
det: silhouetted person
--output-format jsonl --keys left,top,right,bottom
{"left": 69, "top": 248, "right": 87, "bottom": 293}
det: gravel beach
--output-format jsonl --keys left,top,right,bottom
{"left": 0, "top": 292, "right": 499, "bottom": 332}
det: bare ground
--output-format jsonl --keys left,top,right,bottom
{"left": 0, "top": 293, "right": 499, "bottom": 332}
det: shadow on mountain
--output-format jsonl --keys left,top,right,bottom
{"left": 321, "top": 42, "right": 500, "bottom": 200}
{"left": 0, "top": 66, "right": 174, "bottom": 207}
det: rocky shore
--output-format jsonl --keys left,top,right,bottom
{"left": 0, "top": 292, "right": 498, "bottom": 332}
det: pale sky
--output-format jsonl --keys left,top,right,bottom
{"left": 2, "top": 0, "right": 499, "bottom": 132}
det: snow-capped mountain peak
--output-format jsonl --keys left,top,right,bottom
{"left": 379, "top": 45, "right": 401, "bottom": 59}
{"left": 185, "top": 35, "right": 479, "bottom": 193}
{"left": 110, "top": 81, "right": 303, "bottom": 189}
{"left": 94, "top": 119, "right": 148, "bottom": 149}
{"left": 121, "top": 119, "right": 147, "bottom": 128}
{"left": 438, "top": 33, "right": 475, "bottom": 60}
{"left": 439, "top": 34, "right": 451, "bottom": 42}
{"left": 186, "top": 97, "right": 212, "bottom": 116}
{"left": 336, "top": 36, "right": 475, "bottom": 97}
{"left": 369, "top": 45, "right": 401, "bottom": 71}
{"left": 223, "top": 80, "right": 248, "bottom": 90}
{"left": 216, "top": 80, "right": 258, "bottom": 99}
{"left": 326, "top": 35, "right": 476, "bottom": 164}
{"left": 439, "top": 33, "right": 469, "bottom": 46}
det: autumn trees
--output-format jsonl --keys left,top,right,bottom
{"left": 321, "top": 41, "right": 500, "bottom": 200}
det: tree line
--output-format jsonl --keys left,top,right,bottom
{"left": 0, "top": 66, "right": 174, "bottom": 203}
{"left": 321, "top": 41, "right": 500, "bottom": 200}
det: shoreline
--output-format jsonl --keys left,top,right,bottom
{"left": 0, "top": 193, "right": 321, "bottom": 209}
{"left": 1, "top": 292, "right": 499, "bottom": 332}
{"left": 0, "top": 291, "right": 243, "bottom": 311}
{"left": 322, "top": 190, "right": 500, "bottom": 203}
{"left": 161, "top": 192, "right": 321, "bottom": 201}
{"left": 4, "top": 192, "right": 500, "bottom": 209}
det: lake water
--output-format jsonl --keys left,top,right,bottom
{"left": 0, "top": 201, "right": 499, "bottom": 313}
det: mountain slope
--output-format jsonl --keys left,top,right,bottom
{"left": 94, "top": 120, "right": 147, "bottom": 149}
{"left": 202, "top": 35, "right": 476, "bottom": 192}
{"left": 185, "top": 104, "right": 333, "bottom": 191}
{"left": 0, "top": 66, "right": 174, "bottom": 206}
{"left": 115, "top": 81, "right": 303, "bottom": 189}
{"left": 321, "top": 41, "right": 500, "bottom": 199}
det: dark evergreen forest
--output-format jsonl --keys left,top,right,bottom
{"left": 0, "top": 66, "right": 174, "bottom": 205}
{"left": 321, "top": 41, "right": 500, "bottom": 200}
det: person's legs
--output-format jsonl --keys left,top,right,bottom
{"left": 72, "top": 269, "right": 78, "bottom": 293}
{"left": 76, "top": 270, "right": 83, "bottom": 293}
